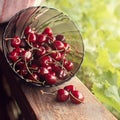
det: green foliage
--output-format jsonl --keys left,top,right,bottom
{"left": 44, "top": 0, "right": 120, "bottom": 119}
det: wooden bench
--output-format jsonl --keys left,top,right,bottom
{"left": 0, "top": 23, "right": 117, "bottom": 120}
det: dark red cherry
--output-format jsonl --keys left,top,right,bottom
{"left": 15, "top": 60, "right": 25, "bottom": 69}
{"left": 13, "top": 47, "right": 24, "bottom": 54}
{"left": 8, "top": 51, "right": 19, "bottom": 62}
{"left": 21, "top": 50, "right": 32, "bottom": 61}
{"left": 42, "top": 27, "right": 53, "bottom": 35}
{"left": 64, "top": 85, "right": 75, "bottom": 92}
{"left": 30, "top": 63, "right": 39, "bottom": 71}
{"left": 37, "top": 34, "right": 46, "bottom": 44}
{"left": 57, "top": 69, "right": 67, "bottom": 80}
{"left": 45, "top": 73, "right": 57, "bottom": 85}
{"left": 19, "top": 66, "right": 28, "bottom": 77}
{"left": 11, "top": 36, "right": 21, "bottom": 47}
{"left": 45, "top": 65, "right": 52, "bottom": 71}
{"left": 36, "top": 46, "right": 46, "bottom": 56}
{"left": 38, "top": 67, "right": 49, "bottom": 76}
{"left": 28, "top": 73, "right": 39, "bottom": 81}
{"left": 56, "top": 89, "right": 69, "bottom": 102}
{"left": 64, "top": 42, "right": 70, "bottom": 52}
{"left": 63, "top": 60, "right": 74, "bottom": 71}
{"left": 27, "top": 33, "right": 36, "bottom": 43}
{"left": 70, "top": 90, "right": 84, "bottom": 104}
{"left": 53, "top": 40, "right": 65, "bottom": 50}
{"left": 50, "top": 51, "right": 62, "bottom": 61}
{"left": 52, "top": 64, "right": 61, "bottom": 72}
{"left": 24, "top": 26, "right": 32, "bottom": 36}
{"left": 55, "top": 34, "right": 65, "bottom": 42}
{"left": 39, "top": 56, "right": 52, "bottom": 66}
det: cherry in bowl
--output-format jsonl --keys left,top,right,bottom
{"left": 2, "top": 6, "right": 84, "bottom": 87}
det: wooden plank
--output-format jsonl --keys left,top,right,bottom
{"left": 21, "top": 77, "right": 117, "bottom": 120}
{"left": 0, "top": 24, "right": 117, "bottom": 120}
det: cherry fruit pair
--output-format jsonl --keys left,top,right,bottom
{"left": 56, "top": 85, "right": 84, "bottom": 104}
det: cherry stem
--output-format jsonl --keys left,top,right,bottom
{"left": 40, "top": 90, "right": 56, "bottom": 95}
{"left": 24, "top": 57, "right": 44, "bottom": 85}
{"left": 13, "top": 58, "right": 22, "bottom": 70}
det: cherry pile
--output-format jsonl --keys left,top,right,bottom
{"left": 56, "top": 85, "right": 84, "bottom": 104}
{"left": 7, "top": 26, "right": 74, "bottom": 86}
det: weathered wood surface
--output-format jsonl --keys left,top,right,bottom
{"left": 0, "top": 23, "right": 117, "bottom": 120}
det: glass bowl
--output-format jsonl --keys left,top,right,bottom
{"left": 2, "top": 6, "right": 84, "bottom": 87}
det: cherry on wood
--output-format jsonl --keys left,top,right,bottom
{"left": 0, "top": 24, "right": 117, "bottom": 120}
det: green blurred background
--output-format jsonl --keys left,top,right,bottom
{"left": 44, "top": 0, "right": 120, "bottom": 119}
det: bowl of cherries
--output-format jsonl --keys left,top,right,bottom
{"left": 2, "top": 6, "right": 84, "bottom": 87}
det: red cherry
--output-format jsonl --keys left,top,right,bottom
{"left": 37, "top": 34, "right": 46, "bottom": 44}
{"left": 45, "top": 73, "right": 57, "bottom": 85}
{"left": 55, "top": 34, "right": 65, "bottom": 42}
{"left": 11, "top": 36, "right": 21, "bottom": 47}
{"left": 15, "top": 60, "right": 25, "bottom": 69}
{"left": 19, "top": 66, "right": 28, "bottom": 77}
{"left": 21, "top": 50, "right": 32, "bottom": 61}
{"left": 50, "top": 51, "right": 62, "bottom": 61}
{"left": 53, "top": 40, "right": 65, "bottom": 50}
{"left": 13, "top": 47, "right": 24, "bottom": 54}
{"left": 64, "top": 60, "right": 74, "bottom": 71}
{"left": 57, "top": 69, "right": 67, "bottom": 80}
{"left": 52, "top": 64, "right": 61, "bottom": 72}
{"left": 70, "top": 90, "right": 84, "bottom": 104}
{"left": 39, "top": 56, "right": 52, "bottom": 66}
{"left": 30, "top": 63, "right": 39, "bottom": 71}
{"left": 24, "top": 26, "right": 32, "bottom": 36}
{"left": 64, "top": 42, "right": 70, "bottom": 52}
{"left": 45, "top": 65, "right": 52, "bottom": 71}
{"left": 27, "top": 33, "right": 36, "bottom": 43}
{"left": 8, "top": 51, "right": 19, "bottom": 62}
{"left": 42, "top": 27, "right": 53, "bottom": 36}
{"left": 56, "top": 89, "right": 69, "bottom": 102}
{"left": 64, "top": 85, "right": 75, "bottom": 92}
{"left": 28, "top": 73, "right": 39, "bottom": 81}
{"left": 38, "top": 67, "right": 49, "bottom": 76}
{"left": 36, "top": 46, "right": 46, "bottom": 56}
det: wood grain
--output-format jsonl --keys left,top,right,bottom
{"left": 0, "top": 24, "right": 117, "bottom": 120}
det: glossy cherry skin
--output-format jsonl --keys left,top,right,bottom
{"left": 56, "top": 89, "right": 69, "bottom": 102}
{"left": 53, "top": 40, "right": 65, "bottom": 50}
{"left": 57, "top": 69, "right": 67, "bottom": 80}
{"left": 13, "top": 47, "right": 24, "bottom": 54}
{"left": 64, "top": 60, "right": 74, "bottom": 71}
{"left": 64, "top": 42, "right": 70, "bottom": 52}
{"left": 24, "top": 26, "right": 32, "bottom": 36}
{"left": 8, "top": 51, "right": 19, "bottom": 62}
{"left": 35, "top": 46, "right": 46, "bottom": 56}
{"left": 18, "top": 66, "right": 28, "bottom": 77}
{"left": 37, "top": 34, "right": 46, "bottom": 44}
{"left": 11, "top": 36, "right": 21, "bottom": 47}
{"left": 39, "top": 56, "right": 52, "bottom": 66}
{"left": 38, "top": 67, "right": 49, "bottom": 76}
{"left": 45, "top": 73, "right": 57, "bottom": 85}
{"left": 27, "top": 33, "right": 36, "bottom": 43}
{"left": 21, "top": 50, "right": 32, "bottom": 61}
{"left": 52, "top": 64, "right": 61, "bottom": 72}
{"left": 70, "top": 90, "right": 84, "bottom": 104}
{"left": 64, "top": 85, "right": 75, "bottom": 92}
{"left": 50, "top": 51, "right": 62, "bottom": 61}
{"left": 42, "top": 27, "right": 53, "bottom": 36}
{"left": 55, "top": 34, "right": 65, "bottom": 42}
{"left": 28, "top": 73, "right": 39, "bottom": 81}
